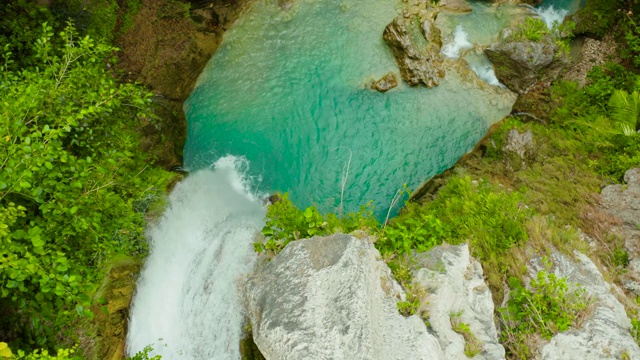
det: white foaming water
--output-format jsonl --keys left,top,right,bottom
{"left": 442, "top": 25, "right": 474, "bottom": 58}
{"left": 466, "top": 53, "right": 503, "bottom": 87}
{"left": 470, "top": 62, "right": 502, "bottom": 87}
{"left": 126, "top": 156, "right": 265, "bottom": 359}
{"left": 532, "top": 5, "right": 569, "bottom": 29}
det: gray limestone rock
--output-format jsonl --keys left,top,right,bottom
{"left": 413, "top": 244, "right": 506, "bottom": 360}
{"left": 243, "top": 234, "right": 443, "bottom": 360}
{"left": 383, "top": 16, "right": 444, "bottom": 87}
{"left": 527, "top": 250, "right": 640, "bottom": 359}
{"left": 601, "top": 168, "right": 640, "bottom": 295}
{"left": 485, "top": 22, "right": 568, "bottom": 94}
{"left": 503, "top": 129, "right": 534, "bottom": 162}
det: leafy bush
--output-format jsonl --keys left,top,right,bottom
{"left": 500, "top": 271, "right": 591, "bottom": 358}
{"left": 0, "top": 24, "right": 172, "bottom": 349}
{"left": 509, "top": 18, "right": 549, "bottom": 42}
{"left": 377, "top": 176, "right": 531, "bottom": 267}
{"left": 255, "top": 194, "right": 378, "bottom": 256}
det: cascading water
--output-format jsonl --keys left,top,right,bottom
{"left": 442, "top": 25, "right": 473, "bottom": 58}
{"left": 127, "top": 1, "right": 587, "bottom": 359}
{"left": 126, "top": 156, "right": 265, "bottom": 359}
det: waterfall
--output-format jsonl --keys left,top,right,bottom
{"left": 126, "top": 156, "right": 265, "bottom": 359}
{"left": 531, "top": 5, "right": 569, "bottom": 29}
{"left": 442, "top": 25, "right": 473, "bottom": 58}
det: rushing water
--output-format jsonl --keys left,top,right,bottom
{"left": 128, "top": 0, "right": 583, "bottom": 358}
{"left": 126, "top": 157, "right": 265, "bottom": 358}
{"left": 183, "top": 0, "right": 517, "bottom": 218}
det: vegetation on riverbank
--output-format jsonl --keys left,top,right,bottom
{"left": 1, "top": 1, "right": 178, "bottom": 357}
{"left": 3, "top": 0, "right": 640, "bottom": 358}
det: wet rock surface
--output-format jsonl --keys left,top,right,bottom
{"left": 439, "top": 0, "right": 472, "bottom": 13}
{"left": 372, "top": 73, "right": 399, "bottom": 92}
{"left": 486, "top": 26, "right": 568, "bottom": 94}
{"left": 383, "top": 15, "right": 444, "bottom": 87}
{"left": 243, "top": 234, "right": 443, "bottom": 360}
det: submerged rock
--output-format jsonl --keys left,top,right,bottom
{"left": 439, "top": 0, "right": 472, "bottom": 14}
{"left": 383, "top": 16, "right": 444, "bottom": 87}
{"left": 485, "top": 23, "right": 568, "bottom": 94}
{"left": 413, "top": 244, "right": 506, "bottom": 360}
{"left": 372, "top": 73, "right": 399, "bottom": 92}
{"left": 527, "top": 250, "right": 640, "bottom": 359}
{"left": 243, "top": 234, "right": 442, "bottom": 360}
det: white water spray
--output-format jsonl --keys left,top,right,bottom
{"left": 531, "top": 5, "right": 569, "bottom": 29}
{"left": 126, "top": 156, "right": 265, "bottom": 359}
{"left": 442, "top": 25, "right": 474, "bottom": 59}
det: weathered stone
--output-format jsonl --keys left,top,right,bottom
{"left": 485, "top": 22, "right": 568, "bottom": 94}
{"left": 503, "top": 129, "right": 534, "bottom": 161}
{"left": 90, "top": 259, "right": 141, "bottom": 360}
{"left": 413, "top": 244, "right": 505, "bottom": 360}
{"left": 243, "top": 234, "right": 443, "bottom": 360}
{"left": 383, "top": 16, "right": 444, "bottom": 87}
{"left": 527, "top": 250, "right": 640, "bottom": 360}
{"left": 372, "top": 73, "right": 399, "bottom": 92}
{"left": 601, "top": 168, "right": 640, "bottom": 295}
{"left": 439, "top": 0, "right": 472, "bottom": 13}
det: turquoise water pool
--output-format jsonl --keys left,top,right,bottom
{"left": 183, "top": 0, "right": 521, "bottom": 217}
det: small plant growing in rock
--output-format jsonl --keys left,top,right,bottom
{"left": 509, "top": 18, "right": 549, "bottom": 42}
{"left": 450, "top": 311, "right": 484, "bottom": 358}
{"left": 499, "top": 271, "right": 592, "bottom": 358}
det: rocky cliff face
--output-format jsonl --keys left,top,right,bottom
{"left": 116, "top": 0, "right": 252, "bottom": 168}
{"left": 601, "top": 168, "right": 640, "bottom": 296}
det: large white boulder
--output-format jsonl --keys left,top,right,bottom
{"left": 243, "top": 234, "right": 443, "bottom": 360}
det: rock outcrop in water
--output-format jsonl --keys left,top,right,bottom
{"left": 527, "top": 250, "right": 640, "bottom": 359}
{"left": 243, "top": 234, "right": 443, "bottom": 360}
{"left": 438, "top": 0, "right": 472, "bottom": 13}
{"left": 372, "top": 73, "right": 399, "bottom": 92}
{"left": 383, "top": 13, "right": 444, "bottom": 87}
{"left": 413, "top": 244, "right": 506, "bottom": 360}
{"left": 485, "top": 24, "right": 568, "bottom": 94}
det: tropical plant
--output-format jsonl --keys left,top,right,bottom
{"left": 609, "top": 90, "right": 640, "bottom": 136}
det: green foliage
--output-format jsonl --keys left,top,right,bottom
{"left": 609, "top": 90, "right": 640, "bottom": 136}
{"left": 397, "top": 294, "right": 421, "bottom": 317}
{"left": 126, "top": 346, "right": 162, "bottom": 360}
{"left": 0, "top": 0, "right": 59, "bottom": 70}
{"left": 500, "top": 271, "right": 590, "bottom": 358}
{"left": 377, "top": 176, "right": 531, "bottom": 270}
{"left": 450, "top": 312, "right": 484, "bottom": 358}
{"left": 0, "top": 24, "right": 172, "bottom": 349}
{"left": 158, "top": 0, "right": 191, "bottom": 20}
{"left": 509, "top": 18, "right": 549, "bottom": 42}
{"left": 51, "top": 0, "right": 143, "bottom": 44}
{"left": 255, "top": 194, "right": 378, "bottom": 256}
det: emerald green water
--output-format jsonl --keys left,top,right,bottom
{"left": 184, "top": 0, "right": 519, "bottom": 217}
